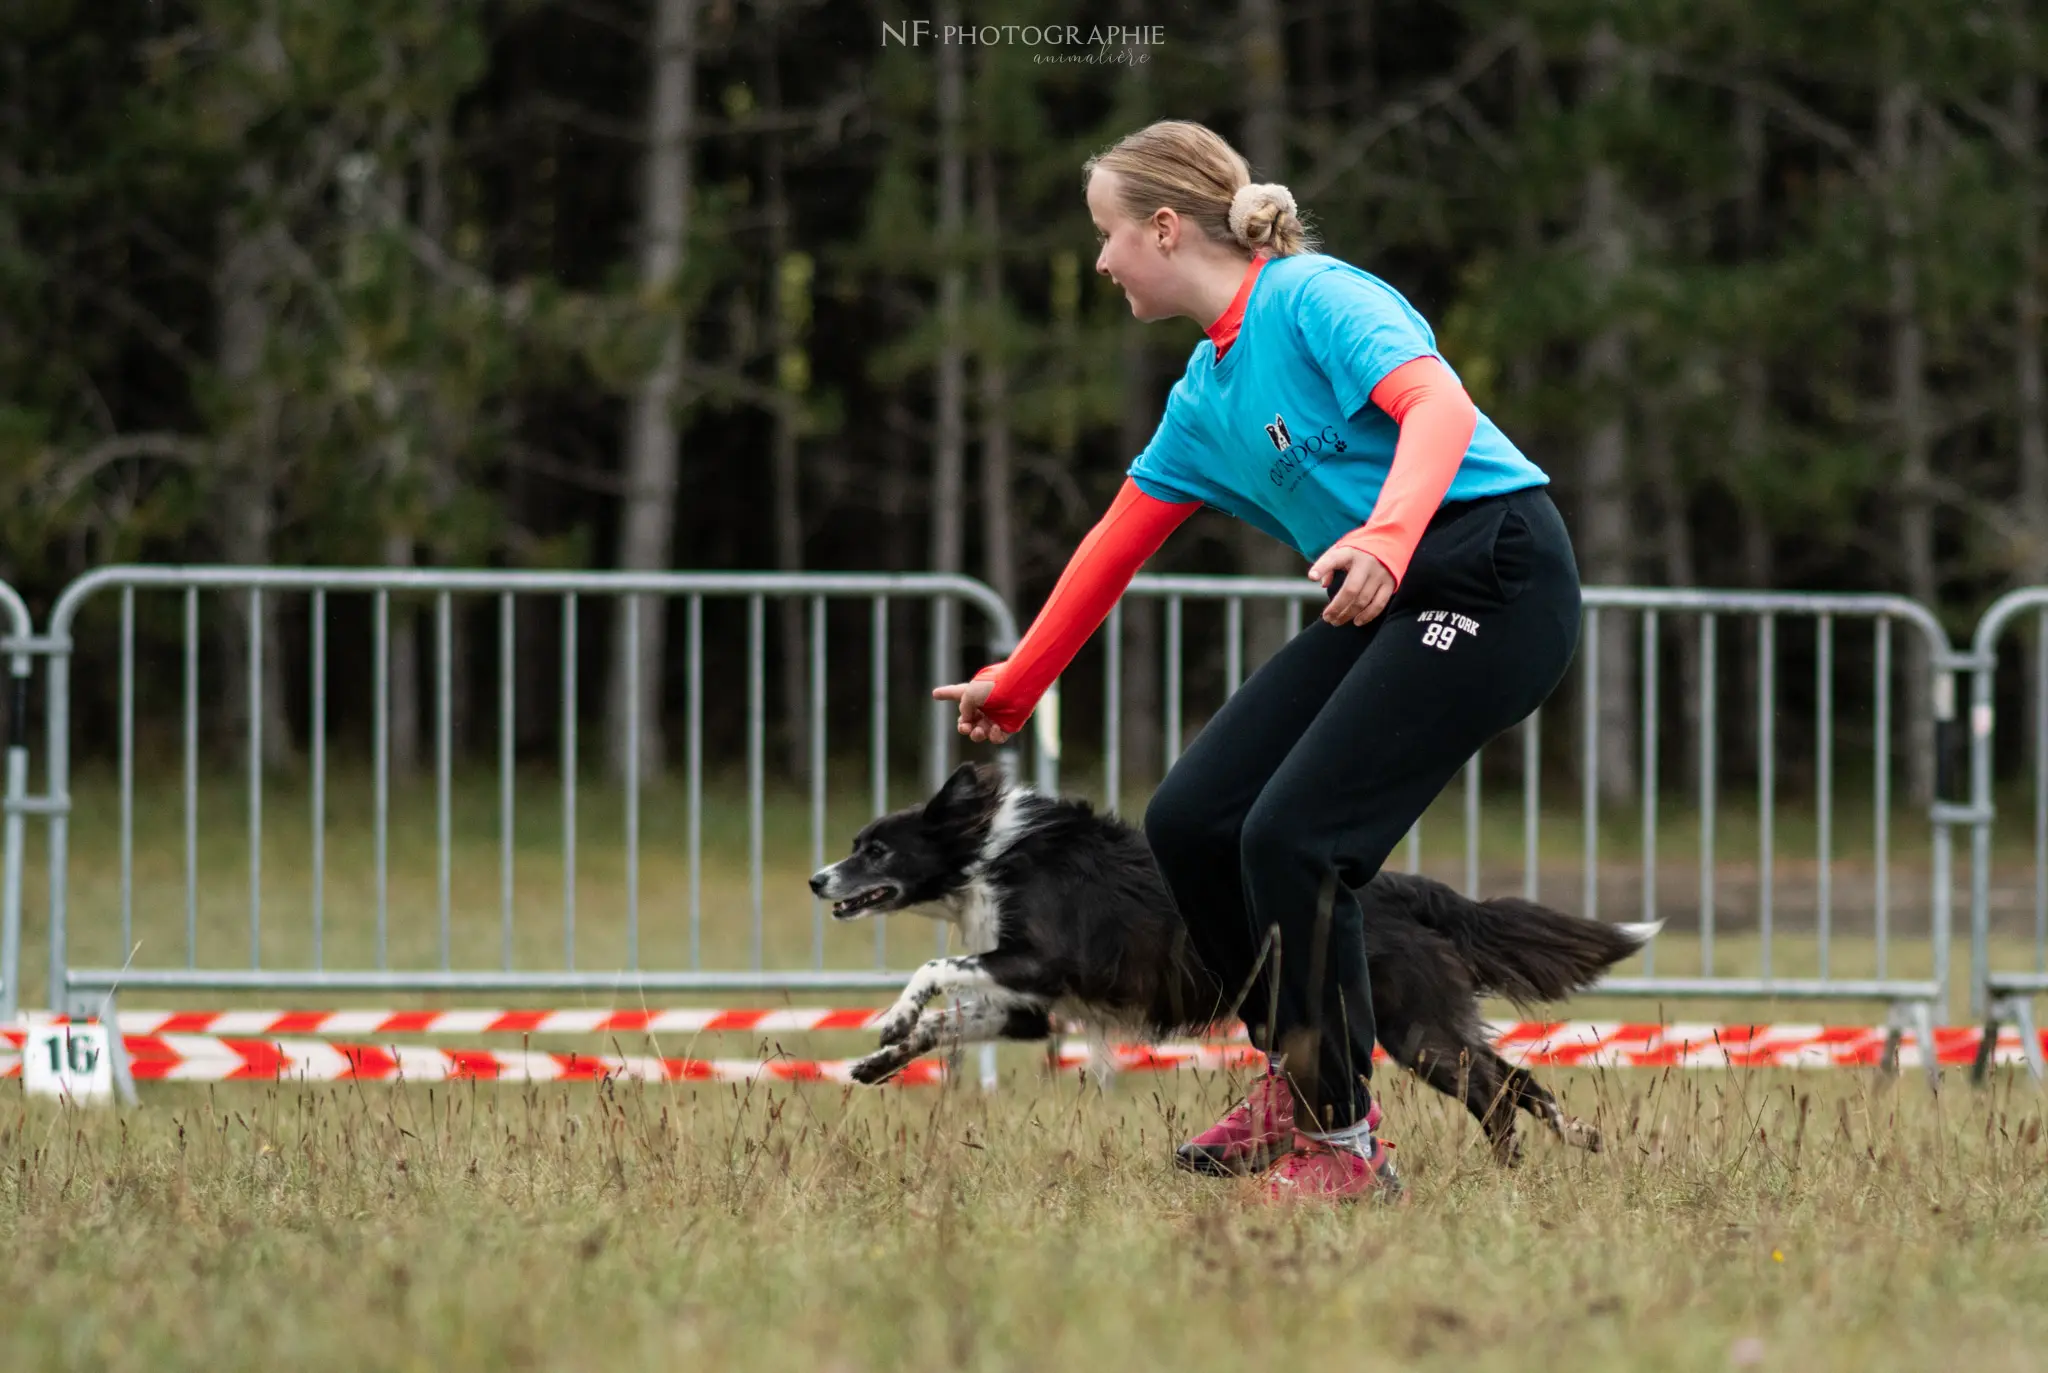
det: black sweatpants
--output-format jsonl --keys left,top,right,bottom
{"left": 1143, "top": 485, "right": 1582, "bottom": 1131}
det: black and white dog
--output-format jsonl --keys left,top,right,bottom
{"left": 811, "top": 762, "right": 1656, "bottom": 1164}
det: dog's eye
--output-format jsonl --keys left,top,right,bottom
{"left": 867, "top": 842, "right": 890, "bottom": 860}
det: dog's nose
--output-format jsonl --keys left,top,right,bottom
{"left": 808, "top": 871, "right": 827, "bottom": 895}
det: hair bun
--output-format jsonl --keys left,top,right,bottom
{"left": 1228, "top": 182, "right": 1297, "bottom": 248}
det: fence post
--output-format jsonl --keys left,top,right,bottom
{"left": 1032, "top": 684, "right": 1061, "bottom": 795}
{"left": 1962, "top": 589, "right": 2048, "bottom": 1080}
{"left": 1967, "top": 636, "right": 1999, "bottom": 1024}
{"left": 0, "top": 628, "right": 31, "bottom": 1022}
{"left": 1929, "top": 658, "right": 1968, "bottom": 1025}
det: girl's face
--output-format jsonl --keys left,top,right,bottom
{"left": 1088, "top": 170, "right": 1179, "bottom": 322}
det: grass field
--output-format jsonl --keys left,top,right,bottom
{"left": 4, "top": 1067, "right": 2047, "bottom": 1371}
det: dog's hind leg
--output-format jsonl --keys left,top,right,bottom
{"left": 1495, "top": 1055, "right": 1602, "bottom": 1154}
{"left": 1396, "top": 1028, "right": 1524, "bottom": 1166}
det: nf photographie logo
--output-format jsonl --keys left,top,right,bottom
{"left": 881, "top": 21, "right": 1165, "bottom": 65}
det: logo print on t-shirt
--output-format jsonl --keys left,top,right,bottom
{"left": 1264, "top": 414, "right": 1349, "bottom": 491}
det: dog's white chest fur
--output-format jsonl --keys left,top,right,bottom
{"left": 942, "top": 788, "right": 1032, "bottom": 954}
{"left": 949, "top": 876, "right": 1002, "bottom": 954}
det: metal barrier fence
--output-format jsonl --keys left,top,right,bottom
{"left": 1067, "top": 579, "right": 1971, "bottom": 1062}
{"left": 27, "top": 567, "right": 1047, "bottom": 1100}
{"left": 1966, "top": 591, "right": 2048, "bottom": 1079}
{"left": 6, "top": 564, "right": 2044, "bottom": 1088}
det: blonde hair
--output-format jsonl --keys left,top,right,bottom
{"left": 1083, "top": 120, "right": 1317, "bottom": 257}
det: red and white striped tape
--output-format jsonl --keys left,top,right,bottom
{"left": 58, "top": 1008, "right": 897, "bottom": 1037}
{"left": 1489, "top": 1021, "right": 2043, "bottom": 1069}
{"left": 1056, "top": 1024, "right": 2048, "bottom": 1072}
{"left": 0, "top": 1028, "right": 946, "bottom": 1086}
{"left": 3, "top": 1019, "right": 2042, "bottom": 1083}
{"left": 32, "top": 1009, "right": 2048, "bottom": 1066}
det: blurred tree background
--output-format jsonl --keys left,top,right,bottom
{"left": 3, "top": 0, "right": 2043, "bottom": 801}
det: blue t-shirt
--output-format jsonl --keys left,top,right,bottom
{"left": 1127, "top": 253, "right": 1548, "bottom": 562}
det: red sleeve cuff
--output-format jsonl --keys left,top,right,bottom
{"left": 974, "top": 663, "right": 1028, "bottom": 735}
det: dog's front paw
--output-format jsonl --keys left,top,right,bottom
{"left": 850, "top": 1047, "right": 907, "bottom": 1086}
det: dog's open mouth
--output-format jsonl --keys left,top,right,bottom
{"left": 831, "top": 886, "right": 897, "bottom": 918}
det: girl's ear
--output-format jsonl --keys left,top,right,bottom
{"left": 1151, "top": 205, "right": 1178, "bottom": 250}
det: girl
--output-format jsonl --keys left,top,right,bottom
{"left": 933, "top": 121, "right": 1582, "bottom": 1203}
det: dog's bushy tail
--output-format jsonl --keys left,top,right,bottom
{"left": 1405, "top": 880, "right": 1658, "bottom": 1006}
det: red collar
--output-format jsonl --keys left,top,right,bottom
{"left": 1206, "top": 253, "right": 1269, "bottom": 359}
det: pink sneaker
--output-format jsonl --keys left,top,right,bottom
{"left": 1264, "top": 1131, "right": 1404, "bottom": 1204}
{"left": 1175, "top": 1074, "right": 1381, "bottom": 1177}
{"left": 1175, "top": 1071, "right": 1295, "bottom": 1176}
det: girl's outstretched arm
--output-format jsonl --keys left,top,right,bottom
{"left": 953, "top": 479, "right": 1199, "bottom": 737}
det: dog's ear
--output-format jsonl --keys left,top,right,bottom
{"left": 923, "top": 760, "right": 989, "bottom": 821}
